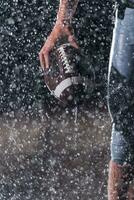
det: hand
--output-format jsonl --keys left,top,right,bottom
{"left": 39, "top": 22, "right": 79, "bottom": 69}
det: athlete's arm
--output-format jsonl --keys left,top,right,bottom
{"left": 39, "top": 0, "right": 79, "bottom": 69}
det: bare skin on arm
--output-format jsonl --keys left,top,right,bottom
{"left": 39, "top": 0, "right": 79, "bottom": 69}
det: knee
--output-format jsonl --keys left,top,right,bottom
{"left": 110, "top": 124, "right": 132, "bottom": 165}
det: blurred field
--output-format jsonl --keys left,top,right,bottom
{"left": 0, "top": 105, "right": 111, "bottom": 200}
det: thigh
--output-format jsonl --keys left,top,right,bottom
{"left": 108, "top": 7, "right": 134, "bottom": 135}
{"left": 108, "top": 7, "right": 134, "bottom": 80}
{"left": 108, "top": 67, "right": 134, "bottom": 134}
{"left": 111, "top": 123, "right": 134, "bottom": 165}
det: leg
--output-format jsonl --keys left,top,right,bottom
{"left": 107, "top": 7, "right": 134, "bottom": 200}
{"left": 107, "top": 68, "right": 134, "bottom": 200}
{"left": 108, "top": 161, "right": 131, "bottom": 200}
{"left": 108, "top": 124, "right": 134, "bottom": 200}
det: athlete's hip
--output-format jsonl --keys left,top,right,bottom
{"left": 108, "top": 7, "right": 134, "bottom": 80}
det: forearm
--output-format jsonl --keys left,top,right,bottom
{"left": 57, "top": 0, "right": 79, "bottom": 25}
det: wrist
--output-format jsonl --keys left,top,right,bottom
{"left": 56, "top": 11, "right": 72, "bottom": 27}
{"left": 55, "top": 19, "right": 72, "bottom": 29}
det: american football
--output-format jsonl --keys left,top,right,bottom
{"left": 44, "top": 43, "right": 95, "bottom": 105}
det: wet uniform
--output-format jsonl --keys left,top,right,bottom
{"left": 108, "top": 1, "right": 134, "bottom": 165}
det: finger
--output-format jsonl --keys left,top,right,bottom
{"left": 68, "top": 35, "right": 79, "bottom": 49}
{"left": 44, "top": 52, "right": 49, "bottom": 69}
{"left": 65, "top": 29, "right": 79, "bottom": 49}
{"left": 43, "top": 37, "right": 55, "bottom": 68}
{"left": 39, "top": 51, "right": 45, "bottom": 69}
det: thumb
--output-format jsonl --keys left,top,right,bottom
{"left": 65, "top": 27, "right": 79, "bottom": 49}
{"left": 68, "top": 35, "right": 79, "bottom": 49}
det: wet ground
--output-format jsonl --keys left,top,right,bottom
{"left": 0, "top": 104, "right": 112, "bottom": 200}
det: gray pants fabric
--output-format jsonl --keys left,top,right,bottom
{"left": 108, "top": 7, "right": 134, "bottom": 165}
{"left": 111, "top": 124, "right": 134, "bottom": 165}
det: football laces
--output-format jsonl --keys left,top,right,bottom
{"left": 58, "top": 44, "right": 74, "bottom": 74}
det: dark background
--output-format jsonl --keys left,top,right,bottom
{"left": 0, "top": 1, "right": 114, "bottom": 199}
